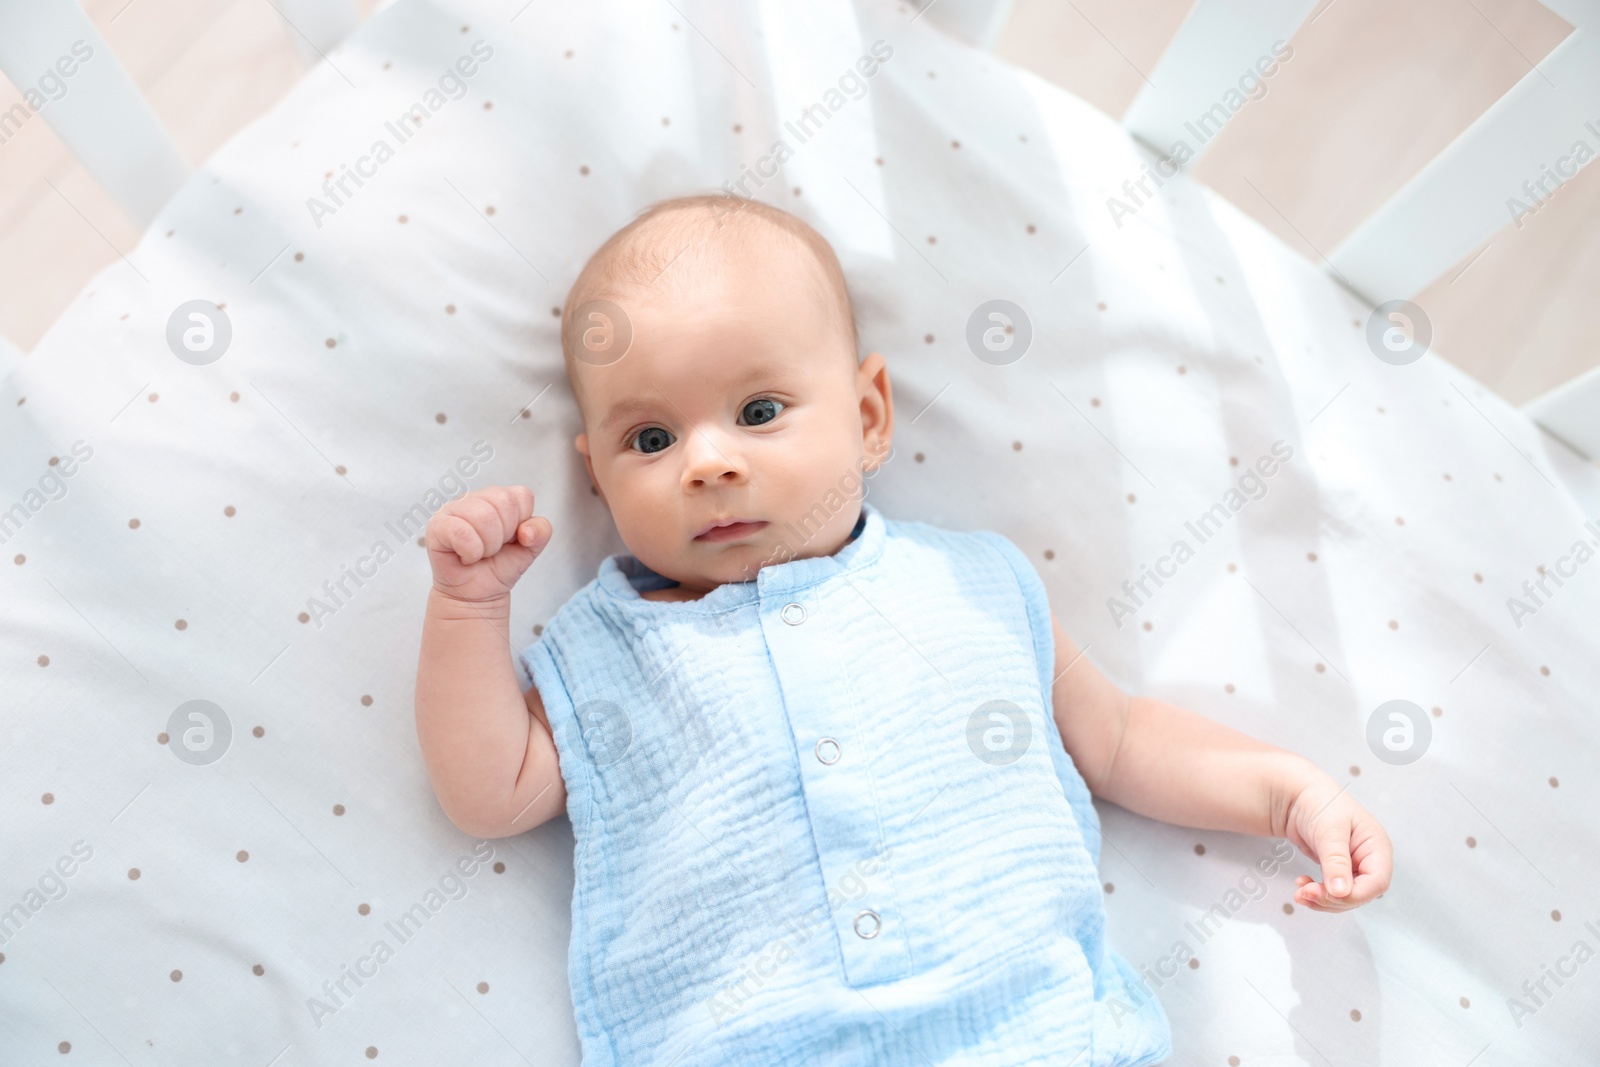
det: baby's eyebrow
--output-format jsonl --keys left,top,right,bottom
{"left": 599, "top": 397, "right": 662, "bottom": 434}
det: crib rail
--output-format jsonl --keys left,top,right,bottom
{"left": 1124, "top": 0, "right": 1600, "bottom": 458}
{"left": 1524, "top": 364, "right": 1600, "bottom": 459}
{"left": 1325, "top": 29, "right": 1600, "bottom": 305}
{"left": 0, "top": 0, "right": 186, "bottom": 227}
{"left": 919, "top": 0, "right": 1017, "bottom": 48}
{"left": 1121, "top": 0, "right": 1318, "bottom": 173}
{"left": 0, "top": 0, "right": 357, "bottom": 227}
{"left": 1, "top": 0, "right": 1596, "bottom": 455}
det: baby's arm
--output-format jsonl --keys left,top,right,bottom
{"left": 414, "top": 486, "right": 567, "bottom": 839}
{"left": 1048, "top": 612, "right": 1393, "bottom": 912}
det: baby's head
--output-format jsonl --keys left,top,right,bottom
{"left": 562, "top": 195, "right": 893, "bottom": 595}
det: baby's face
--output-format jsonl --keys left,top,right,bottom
{"left": 573, "top": 244, "right": 892, "bottom": 596}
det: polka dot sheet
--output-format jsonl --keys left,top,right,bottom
{"left": 3, "top": 0, "right": 1599, "bottom": 1063}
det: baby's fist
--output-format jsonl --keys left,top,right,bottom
{"left": 425, "top": 486, "right": 552, "bottom": 603}
{"left": 1284, "top": 774, "right": 1394, "bottom": 913}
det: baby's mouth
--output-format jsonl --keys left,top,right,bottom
{"left": 694, "top": 519, "right": 768, "bottom": 543}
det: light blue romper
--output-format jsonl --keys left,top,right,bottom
{"left": 520, "top": 501, "right": 1172, "bottom": 1066}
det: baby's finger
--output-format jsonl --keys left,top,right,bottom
{"left": 516, "top": 516, "right": 553, "bottom": 552}
{"left": 454, "top": 495, "right": 516, "bottom": 556}
{"left": 480, "top": 486, "right": 535, "bottom": 546}
{"left": 1294, "top": 880, "right": 1354, "bottom": 912}
{"left": 509, "top": 485, "right": 536, "bottom": 524}
{"left": 1311, "top": 819, "right": 1355, "bottom": 899}
{"left": 1343, "top": 844, "right": 1394, "bottom": 905}
{"left": 432, "top": 513, "right": 486, "bottom": 564}
{"left": 1340, "top": 875, "right": 1383, "bottom": 906}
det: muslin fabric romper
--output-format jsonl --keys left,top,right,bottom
{"left": 519, "top": 501, "right": 1172, "bottom": 1065}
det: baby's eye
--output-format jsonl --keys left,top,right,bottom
{"left": 739, "top": 398, "right": 784, "bottom": 426}
{"left": 630, "top": 427, "right": 674, "bottom": 454}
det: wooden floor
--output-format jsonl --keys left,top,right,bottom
{"left": 1, "top": 0, "right": 1596, "bottom": 407}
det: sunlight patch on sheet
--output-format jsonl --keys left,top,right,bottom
{"left": 1146, "top": 564, "right": 1274, "bottom": 706}
{"left": 757, "top": 0, "right": 892, "bottom": 261}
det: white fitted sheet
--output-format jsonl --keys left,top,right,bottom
{"left": 2, "top": 0, "right": 1598, "bottom": 1063}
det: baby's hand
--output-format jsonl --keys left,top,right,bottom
{"left": 1283, "top": 775, "right": 1394, "bottom": 912}
{"left": 425, "top": 486, "right": 552, "bottom": 603}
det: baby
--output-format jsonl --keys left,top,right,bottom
{"left": 413, "top": 195, "right": 1394, "bottom": 1066}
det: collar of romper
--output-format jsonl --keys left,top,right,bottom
{"left": 597, "top": 501, "right": 884, "bottom": 615}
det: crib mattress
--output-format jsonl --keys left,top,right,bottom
{"left": 2, "top": 0, "right": 1598, "bottom": 1063}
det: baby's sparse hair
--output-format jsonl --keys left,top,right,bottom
{"left": 560, "top": 194, "right": 860, "bottom": 415}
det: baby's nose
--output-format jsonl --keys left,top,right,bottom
{"left": 681, "top": 427, "right": 746, "bottom": 486}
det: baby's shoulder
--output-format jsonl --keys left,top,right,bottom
{"left": 882, "top": 514, "right": 1044, "bottom": 602}
{"left": 882, "top": 513, "right": 1024, "bottom": 564}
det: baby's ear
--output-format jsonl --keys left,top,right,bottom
{"left": 574, "top": 433, "right": 605, "bottom": 502}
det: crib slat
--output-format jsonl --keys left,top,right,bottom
{"left": 1525, "top": 364, "right": 1600, "bottom": 461}
{"left": 0, "top": 329, "right": 21, "bottom": 378}
{"left": 1327, "top": 28, "right": 1600, "bottom": 304}
{"left": 1536, "top": 0, "right": 1600, "bottom": 30}
{"left": 1122, "top": 0, "right": 1317, "bottom": 169}
{"left": 272, "top": 0, "right": 362, "bottom": 68}
{"left": 0, "top": 0, "right": 188, "bottom": 228}
{"left": 918, "top": 0, "right": 1017, "bottom": 50}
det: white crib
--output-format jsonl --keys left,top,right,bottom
{"left": 2, "top": 0, "right": 1596, "bottom": 456}
{"left": 3, "top": 2, "right": 1598, "bottom": 1064}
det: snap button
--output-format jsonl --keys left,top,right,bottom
{"left": 815, "top": 737, "right": 841, "bottom": 765}
{"left": 780, "top": 602, "right": 806, "bottom": 625}
{"left": 853, "top": 909, "right": 881, "bottom": 939}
